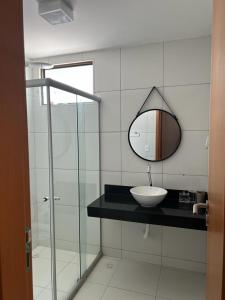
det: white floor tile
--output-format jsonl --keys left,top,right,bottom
{"left": 86, "top": 253, "right": 97, "bottom": 267}
{"left": 36, "top": 288, "right": 67, "bottom": 300}
{"left": 32, "top": 246, "right": 45, "bottom": 258}
{"left": 74, "top": 282, "right": 106, "bottom": 300}
{"left": 33, "top": 286, "right": 44, "bottom": 298}
{"left": 56, "top": 263, "right": 80, "bottom": 293}
{"left": 32, "top": 258, "right": 67, "bottom": 287}
{"left": 87, "top": 257, "right": 120, "bottom": 285}
{"left": 39, "top": 247, "right": 77, "bottom": 263}
{"left": 102, "top": 287, "right": 155, "bottom": 300}
{"left": 157, "top": 266, "right": 206, "bottom": 300}
{"left": 109, "top": 259, "right": 161, "bottom": 296}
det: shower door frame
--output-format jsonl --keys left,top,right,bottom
{"left": 26, "top": 78, "right": 102, "bottom": 300}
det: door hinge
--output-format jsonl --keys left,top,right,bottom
{"left": 25, "top": 226, "right": 32, "bottom": 271}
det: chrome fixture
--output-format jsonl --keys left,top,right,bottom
{"left": 147, "top": 163, "right": 152, "bottom": 186}
{"left": 43, "top": 196, "right": 61, "bottom": 202}
{"left": 193, "top": 200, "right": 209, "bottom": 227}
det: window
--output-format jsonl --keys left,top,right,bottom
{"left": 42, "top": 62, "right": 93, "bottom": 104}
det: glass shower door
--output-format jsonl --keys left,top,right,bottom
{"left": 26, "top": 79, "right": 101, "bottom": 300}
{"left": 49, "top": 87, "right": 80, "bottom": 298}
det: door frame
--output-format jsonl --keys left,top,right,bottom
{"left": 207, "top": 0, "right": 225, "bottom": 299}
{"left": 0, "top": 1, "right": 33, "bottom": 299}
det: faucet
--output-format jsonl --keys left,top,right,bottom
{"left": 147, "top": 163, "right": 152, "bottom": 186}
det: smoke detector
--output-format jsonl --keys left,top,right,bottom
{"left": 38, "top": 0, "right": 74, "bottom": 25}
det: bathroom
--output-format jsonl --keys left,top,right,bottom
{"left": 2, "top": 0, "right": 225, "bottom": 300}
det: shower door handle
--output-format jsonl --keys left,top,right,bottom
{"left": 43, "top": 196, "right": 61, "bottom": 202}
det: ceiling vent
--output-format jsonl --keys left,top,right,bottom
{"left": 38, "top": 0, "right": 74, "bottom": 25}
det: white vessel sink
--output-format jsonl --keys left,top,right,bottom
{"left": 130, "top": 186, "right": 168, "bottom": 208}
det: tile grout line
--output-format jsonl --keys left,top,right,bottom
{"left": 162, "top": 41, "right": 165, "bottom": 189}
{"left": 94, "top": 81, "right": 211, "bottom": 94}
{"left": 119, "top": 47, "right": 123, "bottom": 187}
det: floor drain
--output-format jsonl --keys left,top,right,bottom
{"left": 106, "top": 263, "right": 114, "bottom": 269}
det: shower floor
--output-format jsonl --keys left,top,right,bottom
{"left": 32, "top": 246, "right": 96, "bottom": 299}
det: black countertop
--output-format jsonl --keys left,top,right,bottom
{"left": 87, "top": 185, "right": 207, "bottom": 231}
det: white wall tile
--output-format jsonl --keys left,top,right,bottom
{"left": 102, "top": 219, "right": 122, "bottom": 250}
{"left": 86, "top": 216, "right": 101, "bottom": 247}
{"left": 122, "top": 222, "right": 162, "bottom": 256}
{"left": 28, "top": 133, "right": 36, "bottom": 169}
{"left": 90, "top": 49, "right": 121, "bottom": 92}
{"left": 33, "top": 98, "right": 77, "bottom": 133}
{"left": 79, "top": 170, "right": 100, "bottom": 206}
{"left": 163, "top": 174, "right": 208, "bottom": 191}
{"left": 26, "top": 89, "right": 35, "bottom": 133}
{"left": 163, "top": 131, "right": 209, "bottom": 176}
{"left": 164, "top": 84, "right": 210, "bottom": 130}
{"left": 52, "top": 133, "right": 78, "bottom": 169}
{"left": 78, "top": 102, "right": 99, "bottom": 133}
{"left": 122, "top": 250, "right": 161, "bottom": 266}
{"left": 121, "top": 43, "right": 163, "bottom": 89}
{"left": 51, "top": 103, "right": 77, "bottom": 133}
{"left": 121, "top": 88, "right": 163, "bottom": 132}
{"left": 54, "top": 205, "right": 79, "bottom": 243}
{"left": 122, "top": 172, "right": 162, "bottom": 187}
{"left": 101, "top": 133, "right": 121, "bottom": 171}
{"left": 121, "top": 132, "right": 162, "bottom": 173}
{"left": 101, "top": 171, "right": 122, "bottom": 194}
{"left": 98, "top": 91, "right": 121, "bottom": 132}
{"left": 162, "top": 257, "right": 206, "bottom": 273}
{"left": 79, "top": 133, "right": 100, "bottom": 170}
{"left": 162, "top": 227, "right": 207, "bottom": 263}
{"left": 35, "top": 132, "right": 78, "bottom": 169}
{"left": 102, "top": 247, "right": 122, "bottom": 258}
{"left": 35, "top": 133, "right": 49, "bottom": 168}
{"left": 54, "top": 169, "right": 79, "bottom": 206}
{"left": 36, "top": 169, "right": 49, "bottom": 204}
{"left": 29, "top": 168, "right": 37, "bottom": 204}
{"left": 164, "top": 36, "right": 211, "bottom": 86}
{"left": 33, "top": 92, "right": 48, "bottom": 133}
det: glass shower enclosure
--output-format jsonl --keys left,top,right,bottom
{"left": 26, "top": 78, "right": 101, "bottom": 300}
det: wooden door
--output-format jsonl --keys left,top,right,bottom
{"left": 207, "top": 0, "right": 225, "bottom": 299}
{"left": 0, "top": 1, "right": 33, "bottom": 299}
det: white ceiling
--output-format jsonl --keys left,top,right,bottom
{"left": 23, "top": 0, "right": 212, "bottom": 59}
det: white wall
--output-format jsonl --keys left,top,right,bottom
{"left": 41, "top": 36, "right": 210, "bottom": 272}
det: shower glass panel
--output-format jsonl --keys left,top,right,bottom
{"left": 49, "top": 87, "right": 80, "bottom": 296}
{"left": 77, "top": 95, "right": 100, "bottom": 276}
{"left": 26, "top": 86, "right": 52, "bottom": 292}
{"left": 26, "top": 79, "right": 101, "bottom": 300}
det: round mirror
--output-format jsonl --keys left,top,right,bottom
{"left": 128, "top": 109, "right": 181, "bottom": 162}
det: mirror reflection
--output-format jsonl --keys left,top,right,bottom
{"left": 128, "top": 109, "right": 181, "bottom": 161}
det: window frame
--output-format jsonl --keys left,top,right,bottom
{"left": 40, "top": 60, "right": 94, "bottom": 105}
